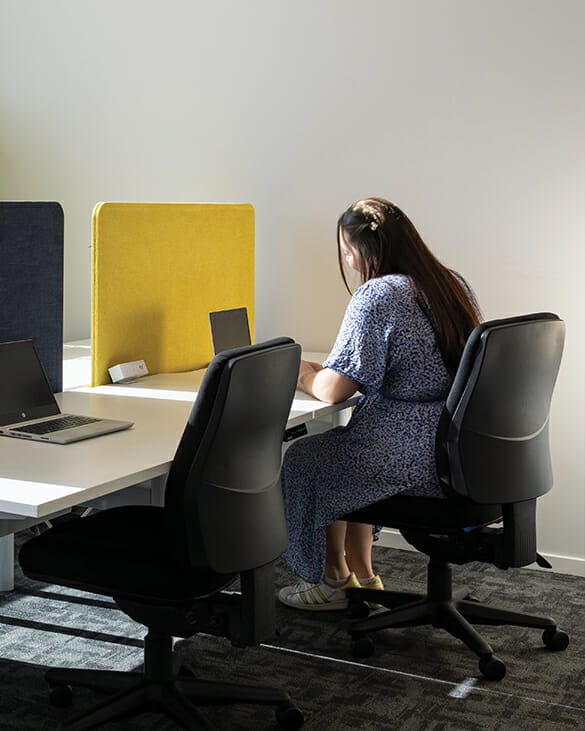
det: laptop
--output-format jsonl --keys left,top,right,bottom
{"left": 208, "top": 307, "right": 252, "bottom": 355}
{"left": 0, "top": 340, "right": 133, "bottom": 444}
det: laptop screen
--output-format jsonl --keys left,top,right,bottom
{"left": 0, "top": 340, "right": 60, "bottom": 426}
{"left": 208, "top": 307, "right": 251, "bottom": 354}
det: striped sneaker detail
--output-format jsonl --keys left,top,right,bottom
{"left": 278, "top": 573, "right": 361, "bottom": 611}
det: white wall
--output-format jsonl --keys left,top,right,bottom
{"left": 1, "top": 0, "right": 584, "bottom": 573}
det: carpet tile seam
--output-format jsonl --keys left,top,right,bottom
{"left": 261, "top": 643, "right": 585, "bottom": 715}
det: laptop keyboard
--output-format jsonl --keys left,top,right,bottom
{"left": 14, "top": 415, "right": 100, "bottom": 435}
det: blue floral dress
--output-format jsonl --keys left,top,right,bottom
{"left": 280, "top": 274, "right": 452, "bottom": 582}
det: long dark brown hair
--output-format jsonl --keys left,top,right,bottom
{"left": 337, "top": 197, "right": 481, "bottom": 376}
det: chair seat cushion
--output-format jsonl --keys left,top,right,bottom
{"left": 19, "top": 506, "right": 236, "bottom": 603}
{"left": 346, "top": 495, "right": 503, "bottom": 532}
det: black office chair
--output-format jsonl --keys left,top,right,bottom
{"left": 19, "top": 338, "right": 304, "bottom": 730}
{"left": 344, "top": 313, "right": 567, "bottom": 681}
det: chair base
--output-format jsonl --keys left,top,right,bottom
{"left": 347, "top": 557, "right": 566, "bottom": 680}
{"left": 47, "top": 631, "right": 303, "bottom": 730}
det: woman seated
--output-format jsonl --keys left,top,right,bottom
{"left": 279, "top": 197, "right": 481, "bottom": 610}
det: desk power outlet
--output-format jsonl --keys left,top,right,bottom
{"left": 108, "top": 359, "right": 149, "bottom": 384}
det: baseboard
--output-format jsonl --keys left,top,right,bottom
{"left": 378, "top": 528, "right": 585, "bottom": 578}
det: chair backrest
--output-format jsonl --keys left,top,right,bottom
{"left": 164, "top": 338, "right": 301, "bottom": 574}
{"left": 436, "top": 313, "right": 565, "bottom": 505}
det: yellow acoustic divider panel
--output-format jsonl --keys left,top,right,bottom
{"left": 91, "top": 202, "right": 254, "bottom": 386}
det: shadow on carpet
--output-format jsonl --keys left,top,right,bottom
{"left": 0, "top": 543, "right": 584, "bottom": 729}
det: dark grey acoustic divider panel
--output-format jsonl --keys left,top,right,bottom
{"left": 0, "top": 202, "right": 64, "bottom": 392}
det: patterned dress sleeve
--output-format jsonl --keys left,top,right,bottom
{"left": 323, "top": 279, "right": 395, "bottom": 394}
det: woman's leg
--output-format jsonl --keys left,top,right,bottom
{"left": 324, "top": 521, "right": 351, "bottom": 580}
{"left": 324, "top": 520, "right": 374, "bottom": 580}
{"left": 344, "top": 522, "right": 374, "bottom": 579}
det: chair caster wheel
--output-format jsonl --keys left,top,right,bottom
{"left": 348, "top": 599, "right": 370, "bottom": 619}
{"left": 276, "top": 701, "right": 304, "bottom": 729}
{"left": 542, "top": 627, "right": 569, "bottom": 651}
{"left": 351, "top": 634, "right": 375, "bottom": 659}
{"left": 48, "top": 683, "right": 73, "bottom": 708}
{"left": 478, "top": 655, "right": 506, "bottom": 681}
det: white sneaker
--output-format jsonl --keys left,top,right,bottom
{"left": 278, "top": 573, "right": 361, "bottom": 611}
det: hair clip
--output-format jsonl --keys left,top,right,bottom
{"left": 369, "top": 221, "right": 378, "bottom": 231}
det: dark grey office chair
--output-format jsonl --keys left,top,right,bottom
{"left": 344, "top": 313, "right": 567, "bottom": 680}
{"left": 19, "top": 338, "right": 304, "bottom": 730}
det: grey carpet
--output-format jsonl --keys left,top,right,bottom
{"left": 0, "top": 533, "right": 584, "bottom": 729}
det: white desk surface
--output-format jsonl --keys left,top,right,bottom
{"left": 0, "top": 390, "right": 191, "bottom": 518}
{"left": 73, "top": 353, "right": 355, "bottom": 428}
{"left": 0, "top": 348, "right": 357, "bottom": 520}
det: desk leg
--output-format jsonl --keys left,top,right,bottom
{"left": 0, "top": 535, "right": 14, "bottom": 592}
{"left": 149, "top": 476, "right": 166, "bottom": 506}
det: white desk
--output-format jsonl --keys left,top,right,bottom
{"left": 72, "top": 354, "right": 353, "bottom": 429}
{"left": 0, "top": 390, "right": 196, "bottom": 520}
{"left": 0, "top": 348, "right": 357, "bottom": 589}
